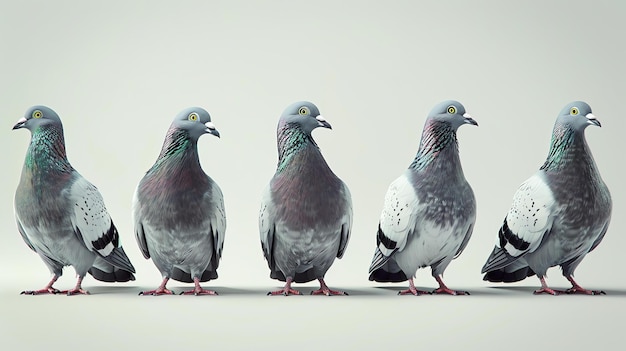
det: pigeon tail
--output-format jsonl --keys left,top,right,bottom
{"left": 368, "top": 246, "right": 397, "bottom": 274}
{"left": 269, "top": 268, "right": 317, "bottom": 284}
{"left": 483, "top": 266, "right": 535, "bottom": 283}
{"left": 101, "top": 246, "right": 136, "bottom": 273}
{"left": 481, "top": 246, "right": 519, "bottom": 273}
{"left": 170, "top": 267, "right": 218, "bottom": 283}
{"left": 88, "top": 266, "right": 136, "bottom": 282}
{"left": 368, "top": 247, "right": 407, "bottom": 283}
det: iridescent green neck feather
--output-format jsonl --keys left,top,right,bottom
{"left": 276, "top": 122, "right": 318, "bottom": 173}
{"left": 541, "top": 125, "right": 597, "bottom": 175}
{"left": 25, "top": 125, "right": 72, "bottom": 174}
{"left": 409, "top": 120, "right": 460, "bottom": 174}
{"left": 151, "top": 128, "right": 201, "bottom": 172}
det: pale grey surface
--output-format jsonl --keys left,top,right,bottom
{"left": 1, "top": 1, "right": 625, "bottom": 350}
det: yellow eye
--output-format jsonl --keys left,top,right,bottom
{"left": 298, "top": 106, "right": 310, "bottom": 115}
{"left": 188, "top": 112, "right": 199, "bottom": 121}
{"left": 447, "top": 106, "right": 457, "bottom": 114}
{"left": 32, "top": 110, "right": 43, "bottom": 119}
{"left": 570, "top": 107, "right": 579, "bottom": 115}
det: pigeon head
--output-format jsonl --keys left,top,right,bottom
{"left": 279, "top": 101, "right": 331, "bottom": 134}
{"left": 426, "top": 100, "right": 478, "bottom": 130}
{"left": 170, "top": 107, "right": 220, "bottom": 140}
{"left": 556, "top": 101, "right": 600, "bottom": 130}
{"left": 13, "top": 105, "right": 63, "bottom": 132}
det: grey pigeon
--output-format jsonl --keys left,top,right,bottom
{"left": 259, "top": 101, "right": 353, "bottom": 296}
{"left": 13, "top": 106, "right": 136, "bottom": 295}
{"left": 368, "top": 100, "right": 477, "bottom": 295}
{"left": 482, "top": 101, "right": 612, "bottom": 295}
{"left": 134, "top": 107, "right": 225, "bottom": 296}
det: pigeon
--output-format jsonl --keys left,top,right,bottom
{"left": 368, "top": 100, "right": 477, "bottom": 295}
{"left": 134, "top": 107, "right": 225, "bottom": 296}
{"left": 259, "top": 101, "right": 353, "bottom": 296}
{"left": 482, "top": 101, "right": 612, "bottom": 295}
{"left": 13, "top": 106, "right": 136, "bottom": 295}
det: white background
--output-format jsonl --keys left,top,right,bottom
{"left": 1, "top": 1, "right": 625, "bottom": 349}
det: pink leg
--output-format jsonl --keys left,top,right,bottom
{"left": 139, "top": 277, "right": 175, "bottom": 296}
{"left": 533, "top": 276, "right": 563, "bottom": 295}
{"left": 310, "top": 278, "right": 348, "bottom": 296}
{"left": 267, "top": 277, "right": 302, "bottom": 296}
{"left": 565, "top": 276, "right": 605, "bottom": 295}
{"left": 21, "top": 275, "right": 61, "bottom": 295}
{"left": 398, "top": 278, "right": 430, "bottom": 296}
{"left": 180, "top": 277, "right": 218, "bottom": 296}
{"left": 432, "top": 275, "right": 470, "bottom": 295}
{"left": 62, "top": 276, "right": 90, "bottom": 296}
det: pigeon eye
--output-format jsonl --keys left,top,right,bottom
{"left": 188, "top": 112, "right": 199, "bottom": 121}
{"left": 570, "top": 107, "right": 579, "bottom": 116}
{"left": 32, "top": 110, "right": 43, "bottom": 119}
{"left": 298, "top": 107, "right": 310, "bottom": 115}
{"left": 447, "top": 106, "right": 457, "bottom": 114}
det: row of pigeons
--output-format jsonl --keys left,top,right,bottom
{"left": 12, "top": 100, "right": 611, "bottom": 296}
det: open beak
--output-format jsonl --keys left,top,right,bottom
{"left": 205, "top": 121, "right": 220, "bottom": 138}
{"left": 463, "top": 113, "right": 478, "bottom": 126}
{"left": 12, "top": 117, "right": 27, "bottom": 130}
{"left": 586, "top": 113, "right": 601, "bottom": 127}
{"left": 316, "top": 115, "right": 332, "bottom": 129}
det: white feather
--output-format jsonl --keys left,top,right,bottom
{"left": 504, "top": 173, "right": 556, "bottom": 257}
{"left": 68, "top": 176, "right": 115, "bottom": 256}
{"left": 377, "top": 172, "right": 419, "bottom": 256}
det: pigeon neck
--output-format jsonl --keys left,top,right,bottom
{"left": 541, "top": 125, "right": 597, "bottom": 174}
{"left": 155, "top": 128, "right": 202, "bottom": 170}
{"left": 25, "top": 125, "right": 72, "bottom": 173}
{"left": 409, "top": 121, "right": 461, "bottom": 173}
{"left": 276, "top": 123, "right": 319, "bottom": 173}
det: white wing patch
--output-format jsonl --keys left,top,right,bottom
{"left": 259, "top": 185, "right": 274, "bottom": 261}
{"left": 69, "top": 176, "right": 115, "bottom": 257}
{"left": 377, "top": 173, "right": 419, "bottom": 256}
{"left": 502, "top": 173, "right": 556, "bottom": 257}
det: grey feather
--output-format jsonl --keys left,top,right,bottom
{"left": 13, "top": 106, "right": 136, "bottom": 291}
{"left": 133, "top": 107, "right": 226, "bottom": 285}
{"left": 368, "top": 100, "right": 477, "bottom": 288}
{"left": 259, "top": 101, "right": 353, "bottom": 284}
{"left": 482, "top": 101, "right": 612, "bottom": 289}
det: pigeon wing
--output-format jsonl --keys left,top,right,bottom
{"left": 369, "top": 173, "right": 420, "bottom": 272}
{"left": 482, "top": 173, "right": 556, "bottom": 272}
{"left": 69, "top": 175, "right": 135, "bottom": 272}
{"left": 336, "top": 183, "right": 353, "bottom": 259}
{"left": 259, "top": 185, "right": 276, "bottom": 268}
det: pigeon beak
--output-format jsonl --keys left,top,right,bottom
{"left": 463, "top": 113, "right": 478, "bottom": 126}
{"left": 12, "top": 117, "right": 27, "bottom": 130}
{"left": 205, "top": 121, "right": 220, "bottom": 138}
{"left": 316, "top": 115, "right": 332, "bottom": 129}
{"left": 586, "top": 113, "right": 601, "bottom": 127}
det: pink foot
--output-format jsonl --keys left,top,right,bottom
{"left": 432, "top": 287, "right": 470, "bottom": 295}
{"left": 139, "top": 288, "right": 175, "bottom": 296}
{"left": 533, "top": 277, "right": 562, "bottom": 295}
{"left": 21, "top": 276, "right": 61, "bottom": 295}
{"left": 180, "top": 288, "right": 218, "bottom": 296}
{"left": 310, "top": 287, "right": 348, "bottom": 296}
{"left": 398, "top": 287, "right": 430, "bottom": 296}
{"left": 268, "top": 287, "right": 302, "bottom": 296}
{"left": 310, "top": 278, "right": 348, "bottom": 296}
{"left": 565, "top": 276, "right": 605, "bottom": 295}
{"left": 21, "top": 287, "right": 60, "bottom": 295}
{"left": 433, "top": 276, "right": 469, "bottom": 295}
{"left": 566, "top": 286, "right": 605, "bottom": 295}
{"left": 63, "top": 288, "right": 90, "bottom": 296}
{"left": 533, "top": 287, "right": 562, "bottom": 295}
{"left": 268, "top": 277, "right": 302, "bottom": 296}
{"left": 399, "top": 278, "right": 429, "bottom": 295}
